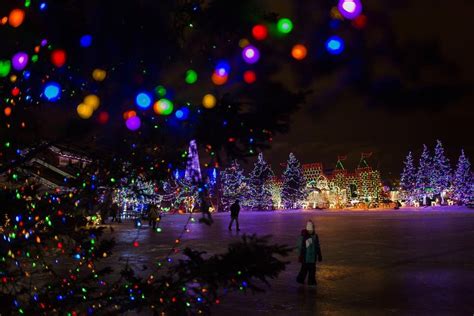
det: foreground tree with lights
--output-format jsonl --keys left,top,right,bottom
{"left": 281, "top": 153, "right": 307, "bottom": 209}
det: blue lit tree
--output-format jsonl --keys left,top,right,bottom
{"left": 452, "top": 150, "right": 473, "bottom": 204}
{"left": 431, "top": 140, "right": 452, "bottom": 204}
{"left": 400, "top": 151, "right": 416, "bottom": 204}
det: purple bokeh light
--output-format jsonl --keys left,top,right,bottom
{"left": 12, "top": 52, "right": 29, "bottom": 71}
{"left": 126, "top": 116, "right": 141, "bottom": 131}
{"left": 338, "top": 0, "right": 362, "bottom": 20}
{"left": 242, "top": 45, "right": 260, "bottom": 64}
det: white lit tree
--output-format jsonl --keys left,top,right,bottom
{"left": 400, "top": 151, "right": 416, "bottom": 205}
{"left": 220, "top": 160, "right": 246, "bottom": 211}
{"left": 245, "top": 153, "right": 274, "bottom": 210}
{"left": 281, "top": 153, "right": 307, "bottom": 209}
{"left": 431, "top": 140, "right": 452, "bottom": 204}
{"left": 452, "top": 150, "right": 473, "bottom": 204}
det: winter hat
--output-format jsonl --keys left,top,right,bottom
{"left": 306, "top": 220, "right": 314, "bottom": 232}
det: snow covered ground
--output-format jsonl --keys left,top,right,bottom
{"left": 110, "top": 206, "right": 474, "bottom": 315}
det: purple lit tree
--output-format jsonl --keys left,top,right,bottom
{"left": 415, "top": 144, "right": 432, "bottom": 205}
{"left": 431, "top": 140, "right": 452, "bottom": 204}
{"left": 400, "top": 151, "right": 417, "bottom": 204}
{"left": 184, "top": 140, "right": 202, "bottom": 185}
{"left": 245, "top": 153, "right": 274, "bottom": 210}
{"left": 281, "top": 153, "right": 307, "bottom": 209}
{"left": 452, "top": 150, "right": 473, "bottom": 204}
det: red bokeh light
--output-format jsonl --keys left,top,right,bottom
{"left": 252, "top": 24, "right": 268, "bottom": 41}
{"left": 243, "top": 70, "right": 256, "bottom": 84}
{"left": 51, "top": 49, "right": 67, "bottom": 67}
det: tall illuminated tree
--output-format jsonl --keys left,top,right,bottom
{"left": 431, "top": 140, "right": 452, "bottom": 203}
{"left": 184, "top": 140, "right": 202, "bottom": 185}
{"left": 400, "top": 151, "right": 416, "bottom": 204}
{"left": 245, "top": 153, "right": 274, "bottom": 210}
{"left": 281, "top": 153, "right": 307, "bottom": 209}
{"left": 452, "top": 150, "right": 473, "bottom": 204}
{"left": 415, "top": 144, "right": 432, "bottom": 205}
{"left": 219, "top": 160, "right": 246, "bottom": 211}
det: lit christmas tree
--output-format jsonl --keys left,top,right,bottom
{"left": 281, "top": 153, "right": 307, "bottom": 209}
{"left": 219, "top": 160, "right": 246, "bottom": 211}
{"left": 245, "top": 153, "right": 274, "bottom": 210}
{"left": 184, "top": 140, "right": 202, "bottom": 185}
{"left": 415, "top": 144, "right": 433, "bottom": 205}
{"left": 400, "top": 151, "right": 417, "bottom": 204}
{"left": 431, "top": 140, "right": 452, "bottom": 204}
{"left": 452, "top": 150, "right": 473, "bottom": 204}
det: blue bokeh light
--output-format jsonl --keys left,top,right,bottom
{"left": 326, "top": 36, "right": 345, "bottom": 55}
{"left": 80, "top": 35, "right": 93, "bottom": 48}
{"left": 43, "top": 82, "right": 61, "bottom": 101}
{"left": 135, "top": 92, "right": 152, "bottom": 109}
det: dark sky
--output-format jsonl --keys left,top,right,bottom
{"left": 259, "top": 0, "right": 474, "bottom": 179}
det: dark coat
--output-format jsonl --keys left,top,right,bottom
{"left": 297, "top": 229, "right": 322, "bottom": 264}
{"left": 230, "top": 202, "right": 240, "bottom": 218}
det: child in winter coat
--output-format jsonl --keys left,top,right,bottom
{"left": 296, "top": 220, "right": 322, "bottom": 285}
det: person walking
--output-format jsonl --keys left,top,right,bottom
{"left": 199, "top": 195, "right": 214, "bottom": 225}
{"left": 228, "top": 199, "right": 240, "bottom": 231}
{"left": 296, "top": 220, "right": 322, "bottom": 286}
{"left": 110, "top": 202, "right": 122, "bottom": 223}
{"left": 148, "top": 204, "right": 159, "bottom": 229}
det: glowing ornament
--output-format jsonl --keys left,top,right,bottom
{"left": 252, "top": 24, "right": 268, "bottom": 40}
{"left": 98, "top": 111, "right": 109, "bottom": 124}
{"left": 92, "top": 69, "right": 106, "bottom": 81}
{"left": 126, "top": 116, "right": 141, "bottom": 131}
{"left": 211, "top": 72, "right": 228, "bottom": 85}
{"left": 76, "top": 103, "right": 93, "bottom": 119}
{"left": 202, "top": 94, "right": 217, "bottom": 109}
{"left": 185, "top": 69, "right": 198, "bottom": 84}
{"left": 153, "top": 98, "right": 174, "bottom": 115}
{"left": 11, "top": 87, "right": 20, "bottom": 96}
{"left": 136, "top": 92, "right": 152, "bottom": 109}
{"left": 8, "top": 9, "right": 25, "bottom": 28}
{"left": 12, "top": 52, "right": 28, "bottom": 71}
{"left": 326, "top": 36, "right": 345, "bottom": 55}
{"left": 43, "top": 82, "right": 61, "bottom": 101}
{"left": 338, "top": 0, "right": 362, "bottom": 20}
{"left": 84, "top": 94, "right": 100, "bottom": 110}
{"left": 175, "top": 107, "right": 189, "bottom": 120}
{"left": 0, "top": 60, "right": 11, "bottom": 77}
{"left": 242, "top": 45, "right": 260, "bottom": 64}
{"left": 291, "top": 44, "right": 308, "bottom": 60}
{"left": 277, "top": 18, "right": 293, "bottom": 34}
{"left": 80, "top": 35, "right": 93, "bottom": 47}
{"left": 4, "top": 107, "right": 12, "bottom": 116}
{"left": 243, "top": 70, "right": 256, "bottom": 84}
{"left": 51, "top": 49, "right": 66, "bottom": 67}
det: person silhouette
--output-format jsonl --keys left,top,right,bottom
{"left": 228, "top": 199, "right": 240, "bottom": 231}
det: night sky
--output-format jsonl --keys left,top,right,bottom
{"left": 261, "top": 0, "right": 474, "bottom": 179}
{"left": 1, "top": 0, "right": 473, "bottom": 179}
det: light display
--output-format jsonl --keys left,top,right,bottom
{"left": 244, "top": 153, "right": 274, "bottom": 210}
{"left": 400, "top": 151, "right": 416, "bottom": 204}
{"left": 220, "top": 160, "right": 246, "bottom": 211}
{"left": 281, "top": 153, "right": 307, "bottom": 209}
{"left": 452, "top": 150, "right": 472, "bottom": 204}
